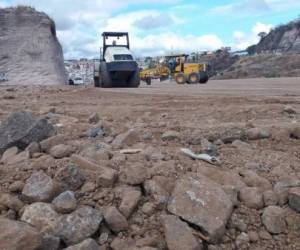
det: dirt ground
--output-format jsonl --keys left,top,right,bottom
{"left": 1, "top": 77, "right": 300, "bottom": 250}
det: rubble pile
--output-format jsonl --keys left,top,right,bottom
{"left": 0, "top": 88, "right": 300, "bottom": 250}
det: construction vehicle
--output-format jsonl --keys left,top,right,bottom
{"left": 94, "top": 32, "right": 140, "bottom": 88}
{"left": 140, "top": 54, "right": 209, "bottom": 85}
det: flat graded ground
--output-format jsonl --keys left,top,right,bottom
{"left": 0, "top": 77, "right": 300, "bottom": 249}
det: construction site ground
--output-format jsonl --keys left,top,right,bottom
{"left": 1, "top": 77, "right": 300, "bottom": 250}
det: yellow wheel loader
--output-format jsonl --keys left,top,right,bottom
{"left": 140, "top": 54, "right": 208, "bottom": 85}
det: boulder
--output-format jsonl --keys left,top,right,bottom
{"left": 104, "top": 206, "right": 128, "bottom": 233}
{"left": 21, "top": 202, "right": 61, "bottom": 235}
{"left": 167, "top": 174, "right": 233, "bottom": 243}
{"left": 64, "top": 238, "right": 100, "bottom": 250}
{"left": 162, "top": 214, "right": 203, "bottom": 250}
{"left": 238, "top": 187, "right": 264, "bottom": 209}
{"left": 58, "top": 206, "right": 102, "bottom": 245}
{"left": 55, "top": 165, "right": 85, "bottom": 191}
{"left": 49, "top": 144, "right": 75, "bottom": 159}
{"left": 288, "top": 187, "right": 300, "bottom": 212}
{"left": 22, "top": 171, "right": 57, "bottom": 202}
{"left": 0, "top": 6, "right": 67, "bottom": 85}
{"left": 261, "top": 206, "right": 286, "bottom": 234}
{"left": 0, "top": 218, "right": 42, "bottom": 250}
{"left": 246, "top": 128, "right": 271, "bottom": 140}
{"left": 0, "top": 111, "right": 55, "bottom": 155}
{"left": 52, "top": 191, "right": 77, "bottom": 214}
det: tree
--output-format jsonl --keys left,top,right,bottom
{"left": 258, "top": 32, "right": 267, "bottom": 40}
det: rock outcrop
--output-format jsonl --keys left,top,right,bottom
{"left": 247, "top": 19, "right": 300, "bottom": 55}
{"left": 0, "top": 6, "right": 67, "bottom": 85}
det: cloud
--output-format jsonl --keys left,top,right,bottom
{"left": 211, "top": 0, "right": 270, "bottom": 15}
{"left": 134, "top": 13, "right": 174, "bottom": 30}
{"left": 232, "top": 22, "right": 273, "bottom": 50}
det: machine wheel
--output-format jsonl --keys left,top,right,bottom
{"left": 146, "top": 76, "right": 151, "bottom": 85}
{"left": 199, "top": 71, "right": 209, "bottom": 84}
{"left": 100, "top": 62, "right": 113, "bottom": 88}
{"left": 94, "top": 76, "right": 100, "bottom": 87}
{"left": 175, "top": 73, "right": 186, "bottom": 84}
{"left": 128, "top": 70, "right": 140, "bottom": 88}
{"left": 188, "top": 73, "right": 200, "bottom": 84}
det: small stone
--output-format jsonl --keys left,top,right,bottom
{"left": 5, "top": 151, "right": 30, "bottom": 165}
{"left": 222, "top": 185, "right": 238, "bottom": 207}
{"left": 161, "top": 130, "right": 180, "bottom": 141}
{"left": 228, "top": 214, "right": 247, "bottom": 232}
{"left": 58, "top": 206, "right": 103, "bottom": 245}
{"left": 232, "top": 140, "right": 252, "bottom": 151}
{"left": 112, "top": 129, "right": 140, "bottom": 147}
{"left": 144, "top": 178, "right": 170, "bottom": 208}
{"left": 0, "top": 218, "right": 42, "bottom": 250}
{"left": 104, "top": 206, "right": 128, "bottom": 233}
{"left": 64, "top": 238, "right": 100, "bottom": 250}
{"left": 80, "top": 182, "right": 96, "bottom": 193}
{"left": 248, "top": 231, "right": 259, "bottom": 242}
{"left": 26, "top": 142, "right": 41, "bottom": 157}
{"left": 88, "top": 113, "right": 100, "bottom": 124}
{"left": 142, "top": 202, "right": 156, "bottom": 215}
{"left": 22, "top": 171, "right": 57, "bottom": 202}
{"left": 39, "top": 234, "right": 60, "bottom": 250}
{"left": 274, "top": 178, "right": 300, "bottom": 206}
{"left": 49, "top": 144, "right": 75, "bottom": 159}
{"left": 85, "top": 127, "right": 104, "bottom": 138}
{"left": 119, "top": 188, "right": 141, "bottom": 218}
{"left": 162, "top": 214, "right": 203, "bottom": 250}
{"left": 283, "top": 105, "right": 297, "bottom": 115}
{"left": 261, "top": 206, "right": 286, "bottom": 234}
{"left": 263, "top": 190, "right": 278, "bottom": 206}
{"left": 120, "top": 163, "right": 148, "bottom": 185}
{"left": 0, "top": 146, "right": 19, "bottom": 163}
{"left": 235, "top": 233, "right": 250, "bottom": 249}
{"left": 55, "top": 165, "right": 85, "bottom": 191}
{"left": 288, "top": 187, "right": 300, "bottom": 212}
{"left": 258, "top": 230, "right": 272, "bottom": 240}
{"left": 40, "top": 135, "right": 66, "bottom": 153}
{"left": 21, "top": 202, "right": 61, "bottom": 235}
{"left": 239, "top": 170, "right": 272, "bottom": 191}
{"left": 246, "top": 127, "right": 271, "bottom": 140}
{"left": 239, "top": 187, "right": 264, "bottom": 209}
{"left": 52, "top": 191, "right": 77, "bottom": 214}
{"left": 9, "top": 180, "right": 25, "bottom": 192}
{"left": 290, "top": 127, "right": 300, "bottom": 139}
{"left": 98, "top": 232, "right": 109, "bottom": 245}
{"left": 0, "top": 193, "right": 24, "bottom": 211}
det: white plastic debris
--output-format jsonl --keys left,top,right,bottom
{"left": 120, "top": 149, "right": 143, "bottom": 154}
{"left": 180, "top": 148, "right": 221, "bottom": 166}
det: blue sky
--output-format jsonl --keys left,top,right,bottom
{"left": 1, "top": 0, "right": 299, "bottom": 58}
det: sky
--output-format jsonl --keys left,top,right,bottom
{"left": 1, "top": 0, "right": 300, "bottom": 59}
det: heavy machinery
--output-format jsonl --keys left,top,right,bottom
{"left": 94, "top": 32, "right": 140, "bottom": 88}
{"left": 140, "top": 54, "right": 209, "bottom": 85}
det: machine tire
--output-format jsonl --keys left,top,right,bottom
{"left": 146, "top": 76, "right": 151, "bottom": 85}
{"left": 199, "top": 71, "right": 209, "bottom": 84}
{"left": 128, "top": 70, "right": 140, "bottom": 88}
{"left": 94, "top": 76, "right": 100, "bottom": 87}
{"left": 175, "top": 73, "right": 186, "bottom": 84}
{"left": 188, "top": 73, "right": 200, "bottom": 84}
{"left": 100, "top": 62, "right": 113, "bottom": 88}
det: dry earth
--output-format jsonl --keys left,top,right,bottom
{"left": 0, "top": 77, "right": 300, "bottom": 250}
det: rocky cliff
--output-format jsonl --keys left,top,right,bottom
{"left": 0, "top": 6, "right": 67, "bottom": 85}
{"left": 247, "top": 19, "right": 300, "bottom": 55}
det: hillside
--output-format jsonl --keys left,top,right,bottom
{"left": 0, "top": 6, "right": 67, "bottom": 85}
{"left": 247, "top": 19, "right": 300, "bottom": 55}
{"left": 214, "top": 53, "right": 300, "bottom": 79}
